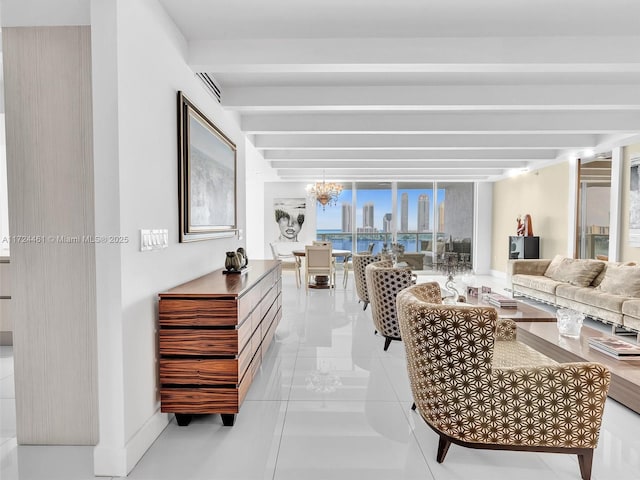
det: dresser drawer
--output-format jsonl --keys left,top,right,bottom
{"left": 159, "top": 321, "right": 252, "bottom": 356}
{"left": 160, "top": 387, "right": 239, "bottom": 414}
{"left": 159, "top": 298, "right": 237, "bottom": 326}
{"left": 160, "top": 358, "right": 239, "bottom": 385}
{"left": 260, "top": 284, "right": 279, "bottom": 319}
{"left": 238, "top": 286, "right": 261, "bottom": 324}
{"left": 238, "top": 345, "right": 262, "bottom": 404}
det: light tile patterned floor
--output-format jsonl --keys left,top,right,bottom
{"left": 1, "top": 273, "right": 639, "bottom": 479}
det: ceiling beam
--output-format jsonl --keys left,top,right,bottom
{"left": 189, "top": 36, "right": 640, "bottom": 73}
{"left": 263, "top": 150, "right": 555, "bottom": 161}
{"left": 242, "top": 111, "right": 640, "bottom": 134}
{"left": 278, "top": 172, "right": 493, "bottom": 181}
{"left": 270, "top": 160, "right": 529, "bottom": 169}
{"left": 224, "top": 85, "right": 640, "bottom": 111}
{"left": 253, "top": 133, "right": 597, "bottom": 150}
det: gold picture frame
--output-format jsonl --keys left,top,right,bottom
{"left": 177, "top": 91, "right": 237, "bottom": 242}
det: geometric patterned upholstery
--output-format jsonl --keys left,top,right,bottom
{"left": 352, "top": 253, "right": 383, "bottom": 309}
{"left": 396, "top": 282, "right": 611, "bottom": 480}
{"left": 365, "top": 261, "right": 416, "bottom": 350}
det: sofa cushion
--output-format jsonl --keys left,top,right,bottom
{"left": 597, "top": 265, "right": 640, "bottom": 297}
{"left": 556, "top": 284, "right": 631, "bottom": 312}
{"left": 543, "top": 254, "right": 566, "bottom": 279}
{"left": 547, "top": 258, "right": 604, "bottom": 287}
{"left": 591, "top": 261, "right": 636, "bottom": 287}
{"left": 512, "top": 273, "right": 564, "bottom": 295}
{"left": 622, "top": 299, "right": 640, "bottom": 318}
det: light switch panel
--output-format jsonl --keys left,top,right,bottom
{"left": 140, "top": 229, "right": 168, "bottom": 251}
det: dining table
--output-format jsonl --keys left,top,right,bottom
{"left": 292, "top": 248, "right": 351, "bottom": 288}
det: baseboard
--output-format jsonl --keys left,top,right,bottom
{"left": 93, "top": 410, "right": 169, "bottom": 476}
{"left": 490, "top": 269, "right": 507, "bottom": 279}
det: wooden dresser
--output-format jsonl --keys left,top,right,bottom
{"left": 158, "top": 260, "right": 282, "bottom": 426}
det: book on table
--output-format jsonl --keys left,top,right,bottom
{"left": 485, "top": 293, "right": 518, "bottom": 309}
{"left": 588, "top": 336, "right": 640, "bottom": 359}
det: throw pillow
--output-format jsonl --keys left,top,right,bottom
{"left": 548, "top": 258, "right": 605, "bottom": 287}
{"left": 591, "top": 261, "right": 637, "bottom": 287}
{"left": 597, "top": 265, "right": 640, "bottom": 297}
{"left": 543, "top": 254, "right": 566, "bottom": 279}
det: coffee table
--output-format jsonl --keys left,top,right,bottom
{"left": 465, "top": 294, "right": 557, "bottom": 322}
{"left": 516, "top": 321, "right": 640, "bottom": 414}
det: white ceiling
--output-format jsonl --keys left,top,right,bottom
{"left": 160, "top": 0, "right": 640, "bottom": 181}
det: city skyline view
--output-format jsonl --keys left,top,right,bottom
{"left": 316, "top": 187, "right": 446, "bottom": 232}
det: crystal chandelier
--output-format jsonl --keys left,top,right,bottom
{"left": 306, "top": 172, "right": 343, "bottom": 210}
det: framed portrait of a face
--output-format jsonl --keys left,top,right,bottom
{"left": 273, "top": 198, "right": 306, "bottom": 242}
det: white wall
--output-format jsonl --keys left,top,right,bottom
{"left": 475, "top": 182, "right": 493, "bottom": 275}
{"left": 92, "top": 0, "right": 248, "bottom": 475}
{"left": 245, "top": 138, "right": 278, "bottom": 260}
{"left": 263, "top": 182, "right": 316, "bottom": 258}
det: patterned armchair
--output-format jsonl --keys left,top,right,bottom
{"left": 396, "top": 282, "right": 611, "bottom": 480}
{"left": 352, "top": 253, "right": 382, "bottom": 310}
{"left": 365, "top": 261, "right": 415, "bottom": 350}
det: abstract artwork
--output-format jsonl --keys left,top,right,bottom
{"left": 178, "top": 91, "right": 237, "bottom": 242}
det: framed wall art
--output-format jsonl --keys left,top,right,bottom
{"left": 177, "top": 91, "right": 237, "bottom": 242}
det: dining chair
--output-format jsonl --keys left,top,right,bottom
{"left": 312, "top": 241, "right": 332, "bottom": 246}
{"left": 341, "top": 253, "right": 353, "bottom": 288}
{"left": 352, "top": 253, "right": 385, "bottom": 310}
{"left": 312, "top": 241, "right": 339, "bottom": 279}
{"left": 270, "top": 242, "right": 301, "bottom": 288}
{"left": 365, "top": 261, "right": 416, "bottom": 351}
{"left": 304, "top": 244, "right": 335, "bottom": 293}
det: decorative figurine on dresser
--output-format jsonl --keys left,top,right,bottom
{"left": 223, "top": 248, "right": 249, "bottom": 274}
{"left": 158, "top": 260, "right": 282, "bottom": 426}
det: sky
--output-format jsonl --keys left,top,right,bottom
{"left": 316, "top": 187, "right": 446, "bottom": 231}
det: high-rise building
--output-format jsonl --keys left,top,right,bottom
{"left": 439, "top": 201, "right": 446, "bottom": 232}
{"left": 383, "top": 213, "right": 392, "bottom": 232}
{"left": 417, "top": 194, "right": 430, "bottom": 232}
{"left": 341, "top": 203, "right": 351, "bottom": 232}
{"left": 363, "top": 202, "right": 374, "bottom": 229}
{"left": 400, "top": 193, "right": 408, "bottom": 232}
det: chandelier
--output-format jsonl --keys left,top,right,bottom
{"left": 306, "top": 173, "right": 343, "bottom": 210}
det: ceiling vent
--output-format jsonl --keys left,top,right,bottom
{"left": 196, "top": 73, "right": 221, "bottom": 103}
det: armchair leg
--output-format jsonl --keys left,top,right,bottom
{"left": 363, "top": 301, "right": 369, "bottom": 311}
{"left": 411, "top": 402, "right": 416, "bottom": 411}
{"left": 577, "top": 450, "right": 594, "bottom": 480}
{"left": 436, "top": 435, "right": 452, "bottom": 463}
{"left": 383, "top": 337, "right": 393, "bottom": 351}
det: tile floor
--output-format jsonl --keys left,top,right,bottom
{"left": 1, "top": 273, "right": 640, "bottom": 479}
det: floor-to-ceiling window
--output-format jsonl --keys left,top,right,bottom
{"left": 314, "top": 181, "right": 474, "bottom": 270}
{"left": 353, "top": 182, "right": 392, "bottom": 254}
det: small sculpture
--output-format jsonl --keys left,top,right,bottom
{"left": 236, "top": 247, "right": 248, "bottom": 268}
{"left": 225, "top": 251, "right": 242, "bottom": 272}
{"left": 516, "top": 214, "right": 534, "bottom": 236}
{"left": 516, "top": 215, "right": 525, "bottom": 236}
{"left": 523, "top": 214, "right": 533, "bottom": 236}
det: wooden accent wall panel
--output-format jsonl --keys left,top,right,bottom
{"left": 158, "top": 260, "right": 281, "bottom": 426}
{"left": 3, "top": 26, "right": 98, "bottom": 444}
